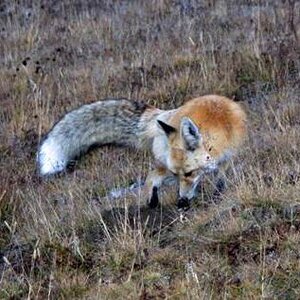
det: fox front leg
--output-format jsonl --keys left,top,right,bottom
{"left": 145, "top": 167, "right": 168, "bottom": 209}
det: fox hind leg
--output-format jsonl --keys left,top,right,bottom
{"left": 215, "top": 177, "right": 226, "bottom": 194}
{"left": 212, "top": 161, "right": 230, "bottom": 199}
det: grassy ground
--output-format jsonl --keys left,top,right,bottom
{"left": 0, "top": 0, "right": 300, "bottom": 299}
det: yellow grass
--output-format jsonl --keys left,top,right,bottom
{"left": 0, "top": 1, "right": 299, "bottom": 299}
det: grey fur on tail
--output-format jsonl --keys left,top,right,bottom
{"left": 37, "top": 99, "right": 149, "bottom": 176}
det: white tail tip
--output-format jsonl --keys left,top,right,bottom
{"left": 38, "top": 137, "right": 67, "bottom": 176}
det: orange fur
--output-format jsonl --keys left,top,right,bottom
{"left": 169, "top": 95, "right": 247, "bottom": 158}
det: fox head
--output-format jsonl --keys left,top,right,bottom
{"left": 157, "top": 117, "right": 217, "bottom": 202}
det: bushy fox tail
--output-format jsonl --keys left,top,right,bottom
{"left": 37, "top": 99, "right": 151, "bottom": 176}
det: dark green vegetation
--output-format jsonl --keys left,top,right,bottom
{"left": 0, "top": 0, "right": 299, "bottom": 299}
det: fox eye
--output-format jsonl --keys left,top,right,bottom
{"left": 184, "top": 171, "right": 193, "bottom": 177}
{"left": 208, "top": 146, "right": 212, "bottom": 152}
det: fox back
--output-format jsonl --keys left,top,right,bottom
{"left": 169, "top": 95, "right": 246, "bottom": 159}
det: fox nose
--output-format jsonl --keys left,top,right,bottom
{"left": 177, "top": 197, "right": 190, "bottom": 210}
{"left": 206, "top": 155, "right": 210, "bottom": 160}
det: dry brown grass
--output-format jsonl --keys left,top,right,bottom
{"left": 1, "top": 0, "right": 300, "bottom": 299}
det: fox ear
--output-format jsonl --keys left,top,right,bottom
{"left": 180, "top": 117, "right": 201, "bottom": 151}
{"left": 157, "top": 120, "right": 176, "bottom": 136}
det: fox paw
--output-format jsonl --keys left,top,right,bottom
{"left": 177, "top": 197, "right": 190, "bottom": 210}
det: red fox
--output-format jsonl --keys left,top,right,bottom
{"left": 38, "top": 95, "right": 247, "bottom": 208}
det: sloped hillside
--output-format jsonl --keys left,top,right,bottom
{"left": 0, "top": 1, "right": 299, "bottom": 298}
